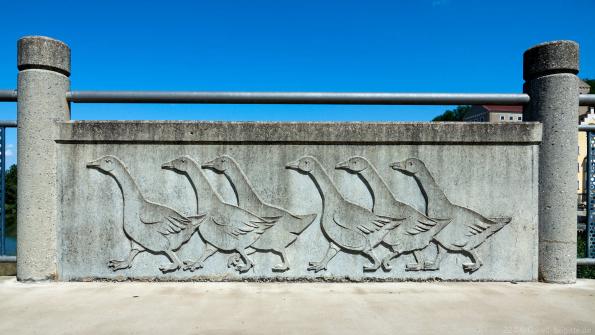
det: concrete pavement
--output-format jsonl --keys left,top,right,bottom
{"left": 1, "top": 277, "right": 594, "bottom": 335}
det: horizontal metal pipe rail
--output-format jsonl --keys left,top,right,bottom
{"left": 0, "top": 121, "right": 17, "bottom": 128}
{"left": 66, "top": 91, "right": 532, "bottom": 105}
{"left": 2, "top": 89, "right": 595, "bottom": 105}
{"left": 0, "top": 255, "right": 15, "bottom": 263}
{"left": 577, "top": 258, "right": 595, "bottom": 266}
{"left": 0, "top": 90, "right": 17, "bottom": 102}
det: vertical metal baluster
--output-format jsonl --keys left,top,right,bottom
{"left": 0, "top": 126, "right": 5, "bottom": 256}
{"left": 586, "top": 131, "right": 595, "bottom": 258}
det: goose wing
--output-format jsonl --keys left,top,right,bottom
{"left": 211, "top": 207, "right": 276, "bottom": 238}
{"left": 139, "top": 202, "right": 191, "bottom": 235}
{"left": 461, "top": 209, "right": 503, "bottom": 237}
{"left": 405, "top": 217, "right": 445, "bottom": 236}
{"left": 334, "top": 210, "right": 402, "bottom": 235}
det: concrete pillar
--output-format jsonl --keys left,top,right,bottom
{"left": 523, "top": 41, "right": 579, "bottom": 283}
{"left": 16, "top": 36, "right": 70, "bottom": 281}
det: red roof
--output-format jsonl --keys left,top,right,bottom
{"left": 482, "top": 105, "right": 523, "bottom": 113}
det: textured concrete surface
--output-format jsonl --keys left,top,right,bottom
{"left": 524, "top": 40, "right": 579, "bottom": 283}
{"left": 17, "top": 36, "right": 71, "bottom": 281}
{"left": 59, "top": 120, "right": 542, "bottom": 143}
{"left": 17, "top": 36, "right": 71, "bottom": 76}
{"left": 56, "top": 122, "right": 539, "bottom": 281}
{"left": 523, "top": 40, "right": 579, "bottom": 80}
{"left": 0, "top": 276, "right": 593, "bottom": 335}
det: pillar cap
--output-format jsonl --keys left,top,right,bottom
{"left": 17, "top": 36, "right": 71, "bottom": 77}
{"left": 523, "top": 40, "right": 578, "bottom": 81}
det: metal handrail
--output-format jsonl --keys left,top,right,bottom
{"left": 0, "top": 90, "right": 17, "bottom": 102}
{"left": 66, "top": 91, "right": 532, "bottom": 105}
{"left": 2, "top": 89, "right": 595, "bottom": 106}
{"left": 0, "top": 256, "right": 15, "bottom": 262}
{"left": 0, "top": 121, "right": 17, "bottom": 128}
{"left": 577, "top": 258, "right": 595, "bottom": 266}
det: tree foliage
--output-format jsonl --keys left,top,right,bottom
{"left": 4, "top": 164, "right": 16, "bottom": 237}
{"left": 583, "top": 78, "right": 595, "bottom": 94}
{"left": 432, "top": 105, "right": 471, "bottom": 121}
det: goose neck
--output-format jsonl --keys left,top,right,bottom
{"left": 224, "top": 164, "right": 263, "bottom": 208}
{"left": 359, "top": 167, "right": 396, "bottom": 211}
{"left": 309, "top": 167, "right": 343, "bottom": 202}
{"left": 110, "top": 166, "right": 143, "bottom": 203}
{"left": 185, "top": 163, "right": 222, "bottom": 210}
{"left": 413, "top": 167, "right": 450, "bottom": 214}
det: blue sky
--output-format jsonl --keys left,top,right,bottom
{"left": 0, "top": 0, "right": 594, "bottom": 166}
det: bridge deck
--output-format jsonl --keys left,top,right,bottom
{"left": 0, "top": 277, "right": 593, "bottom": 335}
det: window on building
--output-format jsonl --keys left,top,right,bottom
{"left": 518, "top": 116, "right": 522, "bottom": 121}
{"left": 509, "top": 116, "right": 513, "bottom": 120}
{"left": 500, "top": 116, "right": 504, "bottom": 121}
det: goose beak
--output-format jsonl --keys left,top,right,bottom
{"left": 286, "top": 160, "right": 299, "bottom": 169}
{"left": 201, "top": 159, "right": 215, "bottom": 168}
{"left": 390, "top": 161, "right": 403, "bottom": 170}
{"left": 335, "top": 160, "right": 349, "bottom": 169}
{"left": 86, "top": 159, "right": 101, "bottom": 168}
{"left": 161, "top": 160, "right": 174, "bottom": 169}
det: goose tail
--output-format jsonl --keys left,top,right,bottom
{"left": 188, "top": 212, "right": 208, "bottom": 230}
{"left": 486, "top": 217, "right": 512, "bottom": 236}
{"left": 288, "top": 213, "right": 318, "bottom": 235}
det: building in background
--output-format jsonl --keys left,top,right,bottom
{"left": 463, "top": 105, "right": 523, "bottom": 122}
{"left": 577, "top": 80, "right": 594, "bottom": 206}
{"left": 463, "top": 82, "right": 593, "bottom": 206}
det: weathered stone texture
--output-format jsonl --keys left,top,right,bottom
{"left": 56, "top": 121, "right": 540, "bottom": 281}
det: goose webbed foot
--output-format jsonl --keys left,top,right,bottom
{"left": 107, "top": 259, "right": 131, "bottom": 271}
{"left": 183, "top": 260, "right": 204, "bottom": 272}
{"left": 227, "top": 253, "right": 243, "bottom": 268}
{"left": 462, "top": 249, "right": 483, "bottom": 273}
{"left": 405, "top": 263, "right": 423, "bottom": 271}
{"left": 423, "top": 261, "right": 440, "bottom": 271}
{"left": 362, "top": 249, "right": 381, "bottom": 272}
{"left": 381, "top": 253, "right": 398, "bottom": 271}
{"left": 107, "top": 249, "right": 142, "bottom": 271}
{"left": 307, "top": 261, "right": 327, "bottom": 272}
{"left": 363, "top": 261, "right": 381, "bottom": 272}
{"left": 272, "top": 263, "right": 289, "bottom": 272}
{"left": 463, "top": 262, "right": 482, "bottom": 273}
{"left": 159, "top": 262, "right": 180, "bottom": 273}
{"left": 236, "top": 259, "right": 254, "bottom": 273}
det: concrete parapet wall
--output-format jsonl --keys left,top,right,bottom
{"left": 55, "top": 121, "right": 541, "bottom": 281}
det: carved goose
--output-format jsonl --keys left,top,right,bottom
{"left": 162, "top": 156, "right": 276, "bottom": 272}
{"left": 87, "top": 155, "right": 207, "bottom": 273}
{"left": 391, "top": 158, "right": 512, "bottom": 273}
{"left": 336, "top": 156, "right": 451, "bottom": 271}
{"left": 203, "top": 155, "right": 317, "bottom": 272}
{"left": 286, "top": 156, "right": 403, "bottom": 272}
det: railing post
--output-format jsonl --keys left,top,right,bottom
{"left": 16, "top": 36, "right": 70, "bottom": 281}
{"left": 523, "top": 41, "right": 579, "bottom": 283}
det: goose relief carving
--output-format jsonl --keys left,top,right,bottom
{"left": 391, "top": 158, "right": 512, "bottom": 273}
{"left": 86, "top": 153, "right": 514, "bottom": 276}
{"left": 286, "top": 156, "right": 404, "bottom": 272}
{"left": 336, "top": 156, "right": 451, "bottom": 271}
{"left": 202, "top": 155, "right": 317, "bottom": 272}
{"left": 162, "top": 156, "right": 278, "bottom": 273}
{"left": 86, "top": 155, "right": 207, "bottom": 273}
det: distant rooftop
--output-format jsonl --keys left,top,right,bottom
{"left": 481, "top": 105, "right": 523, "bottom": 113}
